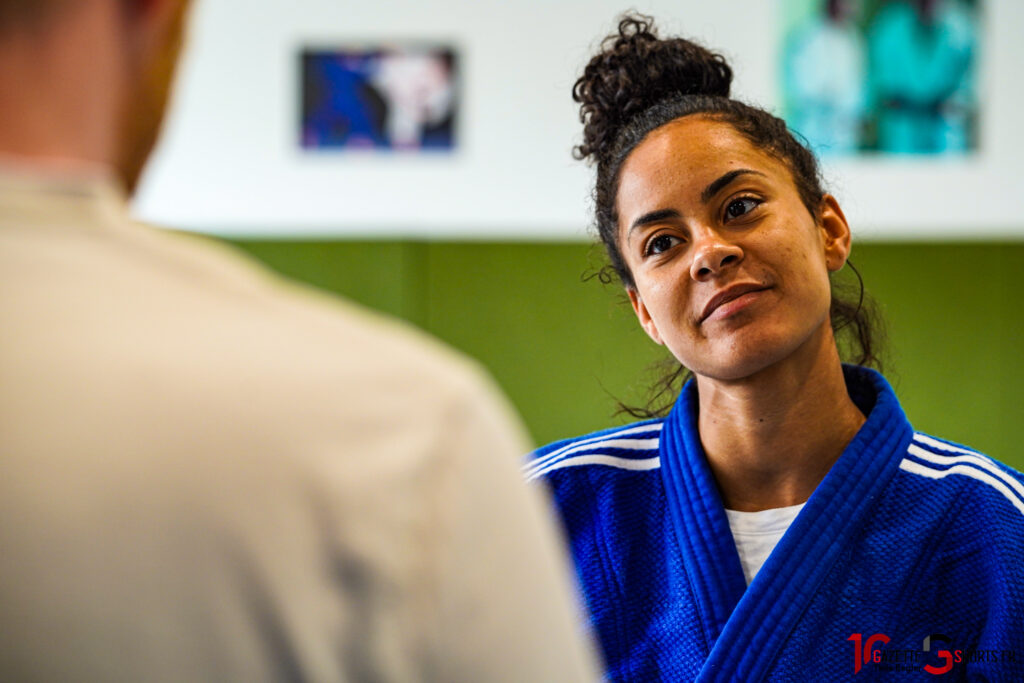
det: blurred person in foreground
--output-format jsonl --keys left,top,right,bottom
{"left": 0, "top": 1, "right": 597, "bottom": 680}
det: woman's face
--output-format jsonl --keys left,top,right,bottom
{"left": 615, "top": 116, "right": 851, "bottom": 382}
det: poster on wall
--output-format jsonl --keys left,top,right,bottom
{"left": 780, "top": 0, "right": 980, "bottom": 157}
{"left": 300, "top": 45, "right": 458, "bottom": 151}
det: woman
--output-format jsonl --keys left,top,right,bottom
{"left": 525, "top": 16, "right": 1023, "bottom": 682}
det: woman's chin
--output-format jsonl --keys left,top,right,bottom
{"left": 689, "top": 355, "right": 780, "bottom": 384}
{"left": 680, "top": 336, "right": 811, "bottom": 384}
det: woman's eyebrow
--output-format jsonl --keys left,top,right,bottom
{"left": 628, "top": 208, "right": 682, "bottom": 239}
{"left": 701, "top": 169, "right": 767, "bottom": 203}
{"left": 628, "top": 169, "right": 769, "bottom": 240}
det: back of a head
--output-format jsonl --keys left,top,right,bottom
{"left": 0, "top": 0, "right": 67, "bottom": 32}
{"left": 0, "top": 0, "right": 191, "bottom": 193}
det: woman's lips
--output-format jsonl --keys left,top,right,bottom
{"left": 700, "top": 283, "right": 770, "bottom": 323}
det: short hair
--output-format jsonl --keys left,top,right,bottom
{"left": 0, "top": 0, "right": 69, "bottom": 33}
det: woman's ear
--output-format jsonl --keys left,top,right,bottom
{"left": 819, "top": 194, "right": 852, "bottom": 272}
{"left": 627, "top": 288, "right": 664, "bottom": 346}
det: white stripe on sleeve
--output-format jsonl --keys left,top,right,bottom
{"left": 899, "top": 458, "right": 1024, "bottom": 516}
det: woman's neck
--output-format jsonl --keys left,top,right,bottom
{"left": 695, "top": 328, "right": 865, "bottom": 512}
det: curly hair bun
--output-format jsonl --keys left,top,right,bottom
{"left": 573, "top": 14, "right": 733, "bottom": 163}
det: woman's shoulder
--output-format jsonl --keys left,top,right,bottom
{"left": 897, "top": 432, "right": 1024, "bottom": 613}
{"left": 900, "top": 430, "right": 1024, "bottom": 525}
{"left": 523, "top": 418, "right": 665, "bottom": 482}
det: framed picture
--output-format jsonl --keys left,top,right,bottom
{"left": 301, "top": 45, "right": 458, "bottom": 151}
{"left": 781, "top": 0, "right": 980, "bottom": 156}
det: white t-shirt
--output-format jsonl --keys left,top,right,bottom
{"left": 725, "top": 503, "right": 806, "bottom": 585}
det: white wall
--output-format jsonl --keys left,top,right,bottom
{"left": 134, "top": 0, "right": 1024, "bottom": 240}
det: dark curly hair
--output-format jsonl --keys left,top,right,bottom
{"left": 574, "top": 14, "right": 884, "bottom": 417}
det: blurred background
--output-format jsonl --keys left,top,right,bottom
{"left": 134, "top": 0, "right": 1023, "bottom": 464}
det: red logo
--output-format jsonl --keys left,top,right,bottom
{"left": 848, "top": 633, "right": 891, "bottom": 673}
{"left": 923, "top": 634, "right": 955, "bottom": 675}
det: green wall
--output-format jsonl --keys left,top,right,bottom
{"left": 230, "top": 238, "right": 1024, "bottom": 470}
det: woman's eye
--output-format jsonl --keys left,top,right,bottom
{"left": 645, "top": 234, "right": 679, "bottom": 256}
{"left": 725, "top": 197, "right": 760, "bottom": 220}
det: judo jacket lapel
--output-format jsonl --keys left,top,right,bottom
{"left": 659, "top": 367, "right": 914, "bottom": 681}
{"left": 659, "top": 380, "right": 747, "bottom": 654}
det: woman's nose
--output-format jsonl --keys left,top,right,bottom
{"left": 689, "top": 236, "right": 743, "bottom": 281}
